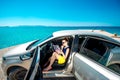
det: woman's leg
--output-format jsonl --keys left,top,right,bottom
{"left": 43, "top": 59, "right": 50, "bottom": 67}
{"left": 44, "top": 52, "right": 59, "bottom": 71}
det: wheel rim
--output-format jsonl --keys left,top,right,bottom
{"left": 108, "top": 64, "right": 120, "bottom": 74}
{"left": 15, "top": 70, "right": 27, "bottom": 80}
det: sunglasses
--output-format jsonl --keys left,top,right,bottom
{"left": 62, "top": 41, "right": 66, "bottom": 44}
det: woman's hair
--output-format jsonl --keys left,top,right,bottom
{"left": 63, "top": 37, "right": 69, "bottom": 42}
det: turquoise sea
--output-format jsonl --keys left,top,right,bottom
{"left": 0, "top": 26, "right": 120, "bottom": 49}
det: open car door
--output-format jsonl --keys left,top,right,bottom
{"left": 24, "top": 46, "right": 43, "bottom": 80}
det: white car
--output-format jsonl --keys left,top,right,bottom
{"left": 1, "top": 30, "right": 120, "bottom": 80}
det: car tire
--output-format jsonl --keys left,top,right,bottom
{"left": 8, "top": 68, "right": 27, "bottom": 80}
{"left": 108, "top": 64, "right": 120, "bottom": 74}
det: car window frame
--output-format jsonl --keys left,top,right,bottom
{"left": 76, "top": 35, "right": 87, "bottom": 53}
{"left": 40, "top": 35, "right": 75, "bottom": 70}
{"left": 81, "top": 36, "right": 109, "bottom": 59}
{"left": 24, "top": 46, "right": 42, "bottom": 80}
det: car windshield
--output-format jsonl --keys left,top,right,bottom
{"left": 26, "top": 35, "right": 52, "bottom": 50}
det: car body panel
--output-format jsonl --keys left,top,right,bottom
{"left": 1, "top": 58, "right": 32, "bottom": 75}
{"left": 3, "top": 40, "right": 37, "bottom": 57}
{"left": 73, "top": 53, "right": 120, "bottom": 80}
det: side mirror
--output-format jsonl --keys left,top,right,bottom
{"left": 20, "top": 52, "right": 32, "bottom": 61}
{"left": 20, "top": 54, "right": 31, "bottom": 61}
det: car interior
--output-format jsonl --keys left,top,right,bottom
{"left": 39, "top": 36, "right": 73, "bottom": 71}
{"left": 81, "top": 38, "right": 108, "bottom": 62}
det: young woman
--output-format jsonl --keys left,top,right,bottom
{"left": 43, "top": 38, "right": 70, "bottom": 71}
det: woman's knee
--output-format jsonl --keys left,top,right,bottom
{"left": 52, "top": 52, "right": 57, "bottom": 56}
{"left": 54, "top": 53, "right": 59, "bottom": 59}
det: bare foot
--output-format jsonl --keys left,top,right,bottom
{"left": 43, "top": 66, "right": 52, "bottom": 71}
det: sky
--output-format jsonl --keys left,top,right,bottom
{"left": 0, "top": 0, "right": 120, "bottom": 26}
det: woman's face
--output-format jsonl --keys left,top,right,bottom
{"left": 62, "top": 40, "right": 68, "bottom": 46}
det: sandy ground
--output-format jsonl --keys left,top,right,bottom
{"left": 0, "top": 45, "right": 18, "bottom": 80}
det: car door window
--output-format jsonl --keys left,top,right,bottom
{"left": 82, "top": 38, "right": 107, "bottom": 61}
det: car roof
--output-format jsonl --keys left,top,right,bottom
{"left": 53, "top": 29, "right": 120, "bottom": 44}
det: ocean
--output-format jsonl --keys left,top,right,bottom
{"left": 0, "top": 26, "right": 120, "bottom": 49}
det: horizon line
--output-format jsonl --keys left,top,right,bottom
{"left": 0, "top": 17, "right": 115, "bottom": 27}
{"left": 0, "top": 25, "right": 120, "bottom": 27}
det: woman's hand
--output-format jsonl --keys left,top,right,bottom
{"left": 56, "top": 50, "right": 61, "bottom": 54}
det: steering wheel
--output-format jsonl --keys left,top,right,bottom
{"left": 48, "top": 43, "right": 55, "bottom": 53}
{"left": 41, "top": 42, "right": 55, "bottom": 57}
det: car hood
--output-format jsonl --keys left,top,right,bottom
{"left": 3, "top": 40, "right": 36, "bottom": 57}
{"left": 113, "top": 38, "right": 120, "bottom": 43}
